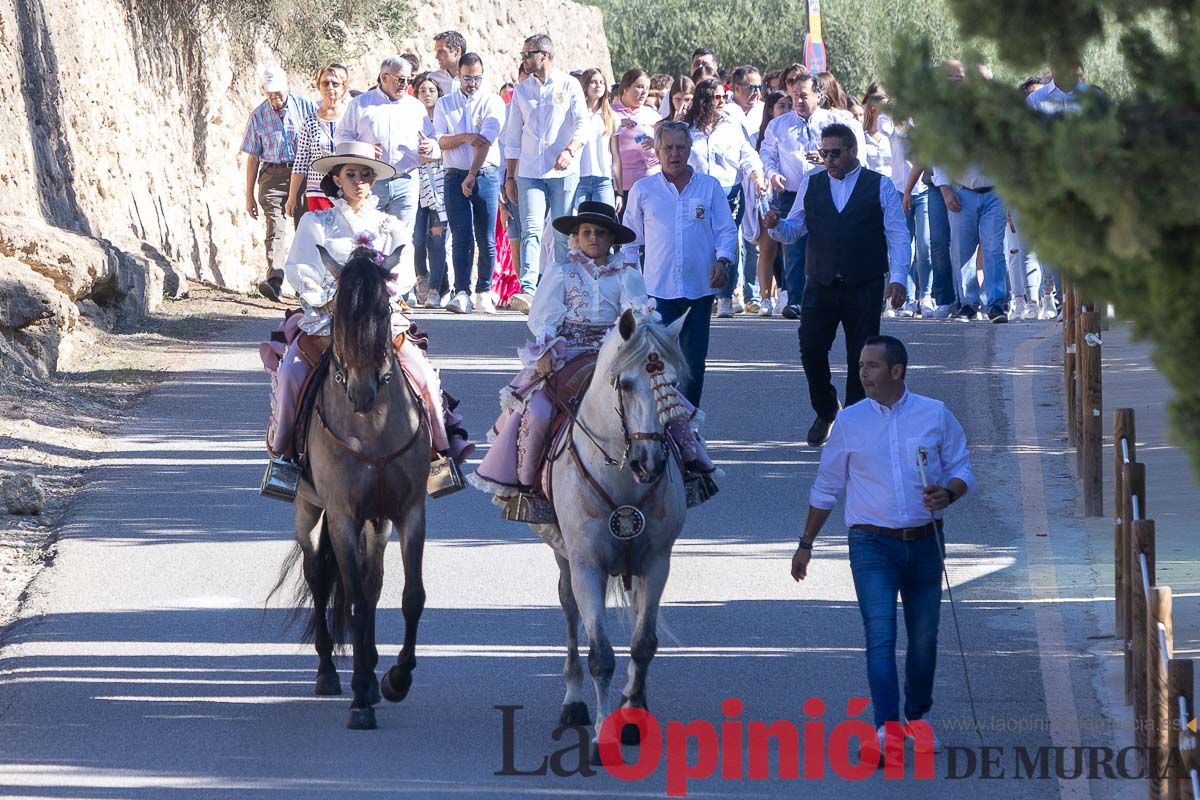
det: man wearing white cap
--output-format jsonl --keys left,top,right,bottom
{"left": 240, "top": 66, "right": 317, "bottom": 301}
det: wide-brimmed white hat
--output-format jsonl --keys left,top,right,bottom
{"left": 311, "top": 141, "right": 397, "bottom": 180}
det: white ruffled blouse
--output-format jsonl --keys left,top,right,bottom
{"left": 519, "top": 249, "right": 656, "bottom": 367}
{"left": 283, "top": 196, "right": 414, "bottom": 335}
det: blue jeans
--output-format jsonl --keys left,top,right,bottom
{"left": 905, "top": 186, "right": 932, "bottom": 301}
{"left": 413, "top": 205, "right": 449, "bottom": 297}
{"left": 776, "top": 190, "right": 806, "bottom": 303}
{"left": 517, "top": 175, "right": 580, "bottom": 294}
{"left": 848, "top": 526, "right": 944, "bottom": 728}
{"left": 926, "top": 187, "right": 956, "bottom": 307}
{"left": 716, "top": 185, "right": 759, "bottom": 303}
{"left": 444, "top": 167, "right": 500, "bottom": 294}
{"left": 573, "top": 175, "right": 616, "bottom": 209}
{"left": 949, "top": 187, "right": 1007, "bottom": 310}
{"left": 653, "top": 295, "right": 714, "bottom": 408}
{"left": 373, "top": 172, "right": 419, "bottom": 231}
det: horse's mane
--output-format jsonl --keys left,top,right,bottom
{"left": 604, "top": 312, "right": 690, "bottom": 384}
{"left": 332, "top": 247, "right": 392, "bottom": 368}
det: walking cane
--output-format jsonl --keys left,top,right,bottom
{"left": 917, "top": 446, "right": 985, "bottom": 747}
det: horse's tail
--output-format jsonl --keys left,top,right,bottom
{"left": 265, "top": 517, "right": 350, "bottom": 651}
{"left": 605, "top": 575, "right": 682, "bottom": 646}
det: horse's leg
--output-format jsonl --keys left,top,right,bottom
{"left": 360, "top": 518, "right": 390, "bottom": 706}
{"left": 325, "top": 510, "right": 376, "bottom": 730}
{"left": 555, "top": 550, "right": 590, "bottom": 727}
{"left": 382, "top": 503, "right": 425, "bottom": 703}
{"left": 619, "top": 555, "right": 670, "bottom": 745}
{"left": 297, "top": 500, "right": 340, "bottom": 695}
{"left": 570, "top": 560, "right": 615, "bottom": 757}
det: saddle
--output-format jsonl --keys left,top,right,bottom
{"left": 292, "top": 332, "right": 332, "bottom": 466}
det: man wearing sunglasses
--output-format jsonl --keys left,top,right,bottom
{"left": 764, "top": 123, "right": 910, "bottom": 447}
{"left": 335, "top": 55, "right": 428, "bottom": 265}
{"left": 727, "top": 65, "right": 765, "bottom": 142}
{"left": 499, "top": 34, "right": 587, "bottom": 312}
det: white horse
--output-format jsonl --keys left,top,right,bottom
{"left": 534, "top": 308, "right": 690, "bottom": 755}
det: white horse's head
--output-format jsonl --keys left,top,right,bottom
{"left": 595, "top": 308, "right": 689, "bottom": 484}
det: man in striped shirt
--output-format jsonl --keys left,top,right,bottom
{"left": 240, "top": 66, "right": 316, "bottom": 301}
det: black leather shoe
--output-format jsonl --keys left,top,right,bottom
{"left": 806, "top": 415, "right": 836, "bottom": 447}
{"left": 257, "top": 277, "right": 283, "bottom": 303}
{"left": 780, "top": 304, "right": 801, "bottom": 320}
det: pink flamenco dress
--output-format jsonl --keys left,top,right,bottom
{"left": 467, "top": 248, "right": 718, "bottom": 507}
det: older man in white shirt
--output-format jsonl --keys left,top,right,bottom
{"left": 435, "top": 52, "right": 506, "bottom": 315}
{"left": 761, "top": 72, "right": 866, "bottom": 320}
{"left": 623, "top": 121, "right": 738, "bottom": 406}
{"left": 335, "top": 55, "right": 427, "bottom": 240}
{"left": 792, "top": 334, "right": 974, "bottom": 754}
{"left": 499, "top": 34, "right": 587, "bottom": 312}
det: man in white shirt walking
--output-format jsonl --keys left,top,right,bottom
{"left": 335, "top": 55, "right": 427, "bottom": 242}
{"left": 429, "top": 31, "right": 466, "bottom": 95}
{"left": 791, "top": 334, "right": 974, "bottom": 751}
{"left": 435, "top": 52, "right": 506, "bottom": 314}
{"left": 623, "top": 121, "right": 737, "bottom": 406}
{"left": 500, "top": 34, "right": 587, "bottom": 312}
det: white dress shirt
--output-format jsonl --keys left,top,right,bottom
{"left": 334, "top": 87, "right": 427, "bottom": 175}
{"left": 880, "top": 114, "right": 918, "bottom": 194}
{"left": 724, "top": 101, "right": 764, "bottom": 143}
{"left": 810, "top": 390, "right": 976, "bottom": 529}
{"left": 760, "top": 109, "right": 866, "bottom": 191}
{"left": 863, "top": 131, "right": 893, "bottom": 177}
{"left": 623, "top": 169, "right": 738, "bottom": 300}
{"left": 768, "top": 165, "right": 910, "bottom": 287}
{"left": 688, "top": 120, "right": 763, "bottom": 190}
{"left": 433, "top": 88, "right": 506, "bottom": 171}
{"left": 931, "top": 163, "right": 995, "bottom": 190}
{"left": 499, "top": 71, "right": 587, "bottom": 179}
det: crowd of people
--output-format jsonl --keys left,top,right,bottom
{"left": 240, "top": 36, "right": 1081, "bottom": 329}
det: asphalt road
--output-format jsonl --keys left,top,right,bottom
{"left": 0, "top": 311, "right": 1127, "bottom": 799}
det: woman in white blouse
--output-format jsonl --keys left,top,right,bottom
{"left": 573, "top": 68, "right": 618, "bottom": 211}
{"left": 469, "top": 202, "right": 717, "bottom": 501}
{"left": 267, "top": 141, "right": 472, "bottom": 470}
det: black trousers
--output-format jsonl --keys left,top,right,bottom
{"left": 798, "top": 277, "right": 883, "bottom": 420}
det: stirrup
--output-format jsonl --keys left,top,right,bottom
{"left": 260, "top": 456, "right": 301, "bottom": 503}
{"left": 501, "top": 492, "right": 556, "bottom": 524}
{"left": 427, "top": 454, "right": 466, "bottom": 498}
{"left": 685, "top": 472, "right": 719, "bottom": 508}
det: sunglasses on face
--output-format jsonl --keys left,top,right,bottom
{"left": 319, "top": 79, "right": 343, "bottom": 87}
{"left": 520, "top": 50, "right": 544, "bottom": 59}
{"left": 386, "top": 74, "right": 411, "bottom": 86}
{"left": 818, "top": 148, "right": 847, "bottom": 159}
{"left": 739, "top": 83, "right": 763, "bottom": 92}
{"left": 460, "top": 75, "right": 484, "bottom": 85}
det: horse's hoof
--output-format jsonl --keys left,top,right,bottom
{"left": 314, "top": 672, "right": 341, "bottom": 696}
{"left": 366, "top": 673, "right": 381, "bottom": 706}
{"left": 346, "top": 706, "right": 377, "bottom": 730}
{"left": 380, "top": 665, "right": 412, "bottom": 703}
{"left": 559, "top": 701, "right": 591, "bottom": 727}
{"left": 620, "top": 722, "right": 642, "bottom": 746}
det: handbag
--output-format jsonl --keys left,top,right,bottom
{"left": 427, "top": 455, "right": 466, "bottom": 498}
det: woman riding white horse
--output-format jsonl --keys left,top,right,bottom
{"left": 469, "top": 201, "right": 718, "bottom": 509}
{"left": 264, "top": 141, "right": 472, "bottom": 482}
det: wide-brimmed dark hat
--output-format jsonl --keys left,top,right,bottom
{"left": 314, "top": 141, "right": 396, "bottom": 198}
{"left": 552, "top": 201, "right": 637, "bottom": 245}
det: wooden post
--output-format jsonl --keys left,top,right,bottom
{"left": 1149, "top": 586, "right": 1172, "bottom": 799}
{"left": 1123, "top": 462, "right": 1147, "bottom": 703}
{"left": 1064, "top": 285, "right": 1078, "bottom": 448}
{"left": 1074, "top": 295, "right": 1088, "bottom": 459}
{"left": 1080, "top": 311, "right": 1103, "bottom": 515}
{"left": 1132, "top": 519, "right": 1156, "bottom": 751}
{"left": 1114, "top": 409, "right": 1135, "bottom": 639}
{"left": 1167, "top": 658, "right": 1194, "bottom": 800}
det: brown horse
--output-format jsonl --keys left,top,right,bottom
{"left": 273, "top": 246, "right": 431, "bottom": 730}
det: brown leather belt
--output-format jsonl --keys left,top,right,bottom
{"left": 962, "top": 185, "right": 994, "bottom": 193}
{"left": 851, "top": 522, "right": 937, "bottom": 541}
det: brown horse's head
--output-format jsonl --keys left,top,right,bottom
{"left": 326, "top": 245, "right": 402, "bottom": 414}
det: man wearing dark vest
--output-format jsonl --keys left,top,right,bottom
{"left": 765, "top": 123, "right": 910, "bottom": 446}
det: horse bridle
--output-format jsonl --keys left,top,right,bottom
{"left": 330, "top": 343, "right": 396, "bottom": 395}
{"left": 563, "top": 353, "right": 671, "bottom": 470}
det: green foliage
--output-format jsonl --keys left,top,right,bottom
{"left": 888, "top": 6, "right": 1200, "bottom": 475}
{"left": 199, "top": 0, "right": 413, "bottom": 75}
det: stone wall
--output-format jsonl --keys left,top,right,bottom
{"left": 0, "top": 0, "right": 611, "bottom": 375}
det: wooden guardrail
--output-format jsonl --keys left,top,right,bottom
{"left": 1114, "top": 408, "right": 1198, "bottom": 799}
{"left": 1063, "top": 284, "right": 1104, "bottom": 516}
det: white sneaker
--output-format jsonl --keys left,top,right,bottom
{"left": 474, "top": 292, "right": 496, "bottom": 315}
{"left": 758, "top": 298, "right": 774, "bottom": 317}
{"left": 898, "top": 301, "right": 918, "bottom": 318}
{"left": 931, "top": 303, "right": 956, "bottom": 319}
{"left": 716, "top": 298, "right": 734, "bottom": 318}
{"left": 731, "top": 298, "right": 744, "bottom": 315}
{"left": 446, "top": 291, "right": 472, "bottom": 314}
{"left": 776, "top": 289, "right": 789, "bottom": 309}
{"left": 918, "top": 297, "right": 936, "bottom": 317}
{"left": 508, "top": 292, "right": 533, "bottom": 314}
{"left": 439, "top": 291, "right": 455, "bottom": 309}
{"left": 1018, "top": 298, "right": 1039, "bottom": 321}
{"left": 883, "top": 306, "right": 897, "bottom": 318}
{"left": 1038, "top": 293, "right": 1057, "bottom": 320}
